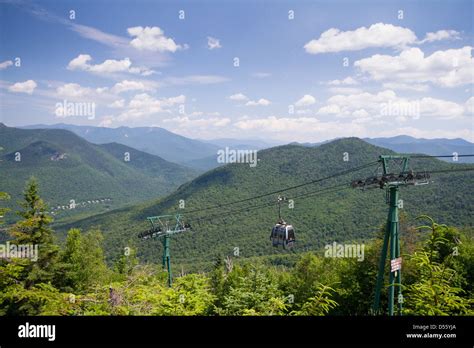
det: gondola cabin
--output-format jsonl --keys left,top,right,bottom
{"left": 270, "top": 223, "right": 295, "bottom": 249}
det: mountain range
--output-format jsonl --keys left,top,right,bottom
{"left": 22, "top": 124, "right": 274, "bottom": 170}
{"left": 364, "top": 136, "right": 474, "bottom": 163}
{"left": 0, "top": 124, "right": 198, "bottom": 222}
{"left": 22, "top": 124, "right": 474, "bottom": 167}
{"left": 53, "top": 137, "right": 474, "bottom": 270}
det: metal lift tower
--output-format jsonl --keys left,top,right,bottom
{"left": 138, "top": 214, "right": 190, "bottom": 287}
{"left": 352, "top": 155, "right": 430, "bottom": 315}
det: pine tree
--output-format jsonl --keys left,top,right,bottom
{"left": 59, "top": 228, "right": 110, "bottom": 292}
{"left": 9, "top": 177, "right": 59, "bottom": 287}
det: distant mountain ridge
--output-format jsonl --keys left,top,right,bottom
{"left": 364, "top": 136, "right": 474, "bottom": 163}
{"left": 22, "top": 124, "right": 221, "bottom": 166}
{"left": 288, "top": 135, "right": 473, "bottom": 163}
{"left": 19, "top": 124, "right": 474, "bottom": 165}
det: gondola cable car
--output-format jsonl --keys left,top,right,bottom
{"left": 270, "top": 196, "right": 295, "bottom": 249}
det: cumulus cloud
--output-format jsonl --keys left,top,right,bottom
{"left": 118, "top": 93, "right": 185, "bottom": 120}
{"left": 327, "top": 77, "right": 359, "bottom": 86}
{"left": 0, "top": 60, "right": 13, "bottom": 70}
{"left": 229, "top": 93, "right": 249, "bottom": 101}
{"left": 295, "top": 94, "right": 316, "bottom": 107}
{"left": 207, "top": 36, "right": 222, "bottom": 50}
{"left": 109, "top": 99, "right": 125, "bottom": 108}
{"left": 67, "top": 54, "right": 153, "bottom": 76}
{"left": 304, "top": 23, "right": 461, "bottom": 54}
{"left": 234, "top": 116, "right": 367, "bottom": 141}
{"left": 316, "top": 89, "right": 469, "bottom": 120}
{"left": 245, "top": 98, "right": 271, "bottom": 106}
{"left": 316, "top": 104, "right": 341, "bottom": 115}
{"left": 328, "top": 87, "right": 363, "bottom": 95}
{"left": 98, "top": 115, "right": 116, "bottom": 127}
{"left": 128, "top": 26, "right": 185, "bottom": 52}
{"left": 354, "top": 46, "right": 473, "bottom": 87}
{"left": 304, "top": 23, "right": 417, "bottom": 54}
{"left": 9, "top": 80, "right": 37, "bottom": 94}
{"left": 56, "top": 83, "right": 92, "bottom": 98}
{"left": 465, "top": 96, "right": 474, "bottom": 116}
{"left": 382, "top": 82, "right": 429, "bottom": 92}
{"left": 112, "top": 80, "right": 157, "bottom": 93}
{"left": 164, "top": 75, "right": 229, "bottom": 85}
{"left": 419, "top": 30, "right": 461, "bottom": 44}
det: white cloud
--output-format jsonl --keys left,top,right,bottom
{"left": 316, "top": 104, "right": 341, "bottom": 115}
{"left": 419, "top": 97, "right": 465, "bottom": 119}
{"left": 304, "top": 23, "right": 417, "bottom": 54}
{"left": 0, "top": 60, "right": 13, "bottom": 70}
{"left": 67, "top": 54, "right": 153, "bottom": 76}
{"left": 465, "top": 96, "right": 474, "bottom": 116}
{"left": 207, "top": 36, "right": 222, "bottom": 50}
{"left": 234, "top": 116, "right": 366, "bottom": 141}
{"left": 295, "top": 94, "right": 316, "bottom": 107}
{"left": 109, "top": 99, "right": 125, "bottom": 108}
{"left": 9, "top": 80, "right": 37, "bottom": 94}
{"left": 328, "top": 87, "right": 363, "bottom": 95}
{"left": 128, "top": 26, "right": 185, "bottom": 52}
{"left": 316, "top": 89, "right": 469, "bottom": 120}
{"left": 354, "top": 46, "right": 474, "bottom": 87}
{"left": 160, "top": 115, "right": 231, "bottom": 139}
{"left": 296, "top": 109, "right": 312, "bottom": 115}
{"left": 98, "top": 115, "right": 116, "bottom": 127}
{"left": 352, "top": 109, "right": 370, "bottom": 118}
{"left": 246, "top": 98, "right": 271, "bottom": 106}
{"left": 382, "top": 82, "right": 429, "bottom": 92}
{"left": 229, "top": 93, "right": 249, "bottom": 101}
{"left": 327, "top": 77, "right": 359, "bottom": 86}
{"left": 112, "top": 80, "right": 156, "bottom": 93}
{"left": 419, "top": 30, "right": 461, "bottom": 44}
{"left": 54, "top": 82, "right": 127, "bottom": 107}
{"left": 118, "top": 93, "right": 185, "bottom": 120}
{"left": 56, "top": 83, "right": 92, "bottom": 98}
{"left": 164, "top": 75, "right": 229, "bottom": 85}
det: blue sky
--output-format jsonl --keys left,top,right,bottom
{"left": 0, "top": 0, "right": 472, "bottom": 142}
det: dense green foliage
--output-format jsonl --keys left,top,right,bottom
{"left": 0, "top": 125, "right": 198, "bottom": 223}
{"left": 0, "top": 178, "right": 472, "bottom": 316}
{"left": 53, "top": 138, "right": 474, "bottom": 270}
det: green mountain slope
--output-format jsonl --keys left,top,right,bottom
{"left": 0, "top": 125, "right": 198, "bottom": 222}
{"left": 53, "top": 138, "right": 474, "bottom": 270}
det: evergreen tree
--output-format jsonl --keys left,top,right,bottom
{"left": 8, "top": 177, "right": 59, "bottom": 288}
{"left": 59, "top": 228, "right": 110, "bottom": 292}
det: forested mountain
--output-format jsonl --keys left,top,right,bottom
{"left": 54, "top": 138, "right": 474, "bottom": 270}
{"left": 0, "top": 124, "right": 198, "bottom": 221}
